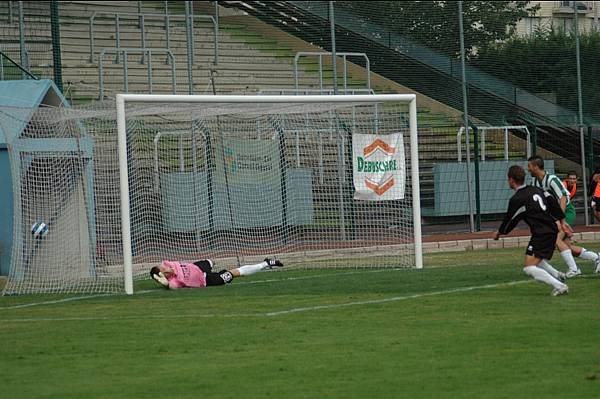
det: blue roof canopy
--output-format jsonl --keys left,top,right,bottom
{"left": 0, "top": 79, "right": 70, "bottom": 146}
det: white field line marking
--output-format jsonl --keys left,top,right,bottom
{"left": 1, "top": 279, "right": 533, "bottom": 323}
{"left": 0, "top": 290, "right": 155, "bottom": 310}
{"left": 265, "top": 280, "right": 532, "bottom": 316}
{"left": 264, "top": 274, "right": 600, "bottom": 317}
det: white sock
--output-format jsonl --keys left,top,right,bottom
{"left": 524, "top": 266, "right": 565, "bottom": 289}
{"left": 578, "top": 248, "right": 599, "bottom": 261}
{"left": 560, "top": 249, "right": 580, "bottom": 272}
{"left": 237, "top": 261, "right": 269, "bottom": 276}
{"left": 537, "top": 259, "right": 562, "bottom": 279}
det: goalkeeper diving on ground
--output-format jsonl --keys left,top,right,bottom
{"left": 150, "top": 258, "right": 284, "bottom": 289}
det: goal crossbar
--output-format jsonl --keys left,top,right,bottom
{"left": 116, "top": 94, "right": 422, "bottom": 294}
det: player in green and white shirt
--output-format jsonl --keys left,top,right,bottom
{"left": 528, "top": 155, "right": 600, "bottom": 276}
{"left": 531, "top": 164, "right": 576, "bottom": 225}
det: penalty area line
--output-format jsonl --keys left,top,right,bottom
{"left": 266, "top": 274, "right": 600, "bottom": 316}
{"left": 265, "top": 279, "right": 533, "bottom": 316}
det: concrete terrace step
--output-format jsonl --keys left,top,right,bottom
{"left": 65, "top": 73, "right": 336, "bottom": 87}
{"left": 19, "top": 19, "right": 241, "bottom": 33}
{"left": 59, "top": 17, "right": 242, "bottom": 33}
{"left": 59, "top": 22, "right": 247, "bottom": 38}
{"left": 45, "top": 62, "right": 296, "bottom": 77}
{"left": 62, "top": 63, "right": 309, "bottom": 75}
{"left": 59, "top": 1, "right": 168, "bottom": 14}
{"left": 58, "top": 42, "right": 296, "bottom": 58}
{"left": 60, "top": 53, "right": 298, "bottom": 67}
{"left": 73, "top": 83, "right": 369, "bottom": 97}
{"left": 60, "top": 37, "right": 283, "bottom": 53}
{"left": 61, "top": 44, "right": 295, "bottom": 61}
{"left": 65, "top": 64, "right": 357, "bottom": 78}
{"left": 70, "top": 80, "right": 326, "bottom": 91}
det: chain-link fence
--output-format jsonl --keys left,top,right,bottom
{"left": 1, "top": 1, "right": 599, "bottom": 234}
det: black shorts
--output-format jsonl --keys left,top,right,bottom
{"left": 205, "top": 270, "right": 234, "bottom": 286}
{"left": 192, "top": 260, "right": 234, "bottom": 286}
{"left": 525, "top": 233, "right": 556, "bottom": 260}
{"left": 193, "top": 260, "right": 214, "bottom": 273}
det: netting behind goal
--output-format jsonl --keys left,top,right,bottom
{"left": 2, "top": 97, "right": 419, "bottom": 295}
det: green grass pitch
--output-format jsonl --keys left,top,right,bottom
{"left": 1, "top": 247, "right": 600, "bottom": 398}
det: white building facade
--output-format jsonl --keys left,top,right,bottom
{"left": 516, "top": 1, "right": 600, "bottom": 35}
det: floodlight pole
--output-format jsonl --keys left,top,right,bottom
{"left": 18, "top": 1, "right": 29, "bottom": 79}
{"left": 329, "top": 1, "right": 338, "bottom": 94}
{"left": 50, "top": 1, "right": 63, "bottom": 92}
{"left": 574, "top": 4, "right": 590, "bottom": 225}
{"left": 458, "top": 1, "right": 475, "bottom": 232}
{"left": 185, "top": 1, "right": 194, "bottom": 94}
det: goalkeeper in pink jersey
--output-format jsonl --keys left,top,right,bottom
{"left": 150, "top": 258, "right": 284, "bottom": 289}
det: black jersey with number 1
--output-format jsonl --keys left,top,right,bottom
{"left": 498, "top": 185, "right": 565, "bottom": 236}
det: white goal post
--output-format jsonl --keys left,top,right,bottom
{"left": 113, "top": 94, "right": 422, "bottom": 294}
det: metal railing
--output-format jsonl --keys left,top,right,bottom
{"left": 98, "top": 48, "right": 176, "bottom": 99}
{"left": 89, "top": 11, "right": 219, "bottom": 65}
{"left": 457, "top": 125, "right": 532, "bottom": 162}
{"left": 153, "top": 129, "right": 208, "bottom": 193}
{"left": 294, "top": 52, "right": 371, "bottom": 92}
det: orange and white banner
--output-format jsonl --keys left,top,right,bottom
{"left": 352, "top": 133, "right": 405, "bottom": 201}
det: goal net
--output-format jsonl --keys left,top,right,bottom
{"left": 2, "top": 94, "right": 421, "bottom": 295}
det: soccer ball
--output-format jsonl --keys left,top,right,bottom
{"left": 31, "top": 222, "right": 49, "bottom": 239}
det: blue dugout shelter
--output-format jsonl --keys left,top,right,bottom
{"left": 0, "top": 80, "right": 95, "bottom": 276}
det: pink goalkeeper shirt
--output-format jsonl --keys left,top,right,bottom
{"left": 162, "top": 260, "right": 207, "bottom": 289}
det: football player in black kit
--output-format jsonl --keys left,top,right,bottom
{"left": 493, "top": 165, "right": 572, "bottom": 296}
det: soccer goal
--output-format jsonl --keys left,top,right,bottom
{"left": 3, "top": 94, "right": 421, "bottom": 295}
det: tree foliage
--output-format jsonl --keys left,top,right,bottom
{"left": 336, "top": 1, "right": 539, "bottom": 55}
{"left": 472, "top": 28, "right": 600, "bottom": 121}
